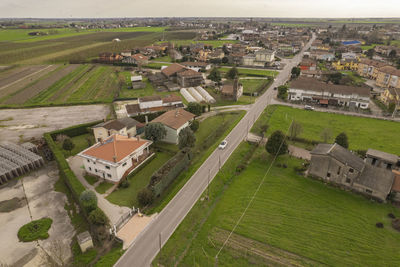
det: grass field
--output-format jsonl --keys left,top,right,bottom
{"left": 251, "top": 105, "right": 400, "bottom": 154}
{"left": 95, "top": 182, "right": 114, "bottom": 194}
{"left": 56, "top": 133, "right": 94, "bottom": 158}
{"left": 240, "top": 79, "right": 269, "bottom": 94}
{"left": 154, "top": 144, "right": 400, "bottom": 266}
{"left": 218, "top": 67, "right": 278, "bottom": 77}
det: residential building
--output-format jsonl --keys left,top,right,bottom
{"left": 309, "top": 143, "right": 394, "bottom": 201}
{"left": 181, "top": 61, "right": 212, "bottom": 72}
{"left": 288, "top": 77, "right": 370, "bottom": 109}
{"left": 92, "top": 118, "right": 142, "bottom": 142}
{"left": 380, "top": 87, "right": 400, "bottom": 108}
{"left": 357, "top": 58, "right": 388, "bottom": 79}
{"left": 332, "top": 59, "right": 359, "bottom": 71}
{"left": 365, "top": 149, "right": 399, "bottom": 170}
{"left": 177, "top": 69, "right": 204, "bottom": 87}
{"left": 151, "top": 109, "right": 195, "bottom": 144}
{"left": 78, "top": 134, "right": 152, "bottom": 183}
{"left": 131, "top": 53, "right": 149, "bottom": 65}
{"left": 375, "top": 45, "right": 400, "bottom": 57}
{"left": 299, "top": 58, "right": 317, "bottom": 71}
{"left": 243, "top": 49, "right": 275, "bottom": 67}
{"left": 376, "top": 66, "right": 400, "bottom": 89}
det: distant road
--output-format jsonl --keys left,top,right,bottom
{"left": 115, "top": 33, "right": 316, "bottom": 267}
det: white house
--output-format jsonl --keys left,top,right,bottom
{"left": 151, "top": 109, "right": 195, "bottom": 144}
{"left": 288, "top": 77, "right": 370, "bottom": 109}
{"left": 92, "top": 118, "right": 142, "bottom": 143}
{"left": 78, "top": 134, "right": 152, "bottom": 183}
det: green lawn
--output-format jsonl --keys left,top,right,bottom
{"left": 143, "top": 62, "right": 172, "bottom": 69}
{"left": 240, "top": 79, "right": 269, "bottom": 94}
{"left": 106, "top": 152, "right": 173, "bottom": 207}
{"left": 218, "top": 67, "right": 278, "bottom": 77}
{"left": 154, "top": 144, "right": 400, "bottom": 267}
{"left": 84, "top": 175, "right": 98, "bottom": 185}
{"left": 151, "top": 55, "right": 173, "bottom": 62}
{"left": 251, "top": 105, "right": 400, "bottom": 154}
{"left": 148, "top": 111, "right": 246, "bottom": 213}
{"left": 95, "top": 181, "right": 114, "bottom": 194}
{"left": 94, "top": 243, "right": 124, "bottom": 267}
{"left": 205, "top": 87, "right": 255, "bottom": 106}
{"left": 340, "top": 71, "right": 366, "bottom": 86}
{"left": 18, "top": 218, "right": 53, "bottom": 242}
{"left": 57, "top": 133, "right": 94, "bottom": 158}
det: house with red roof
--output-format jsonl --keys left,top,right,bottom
{"left": 78, "top": 134, "right": 152, "bottom": 183}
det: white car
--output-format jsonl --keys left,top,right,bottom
{"left": 218, "top": 140, "right": 228, "bottom": 150}
{"left": 304, "top": 105, "right": 315, "bottom": 110}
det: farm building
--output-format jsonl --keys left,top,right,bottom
{"left": 221, "top": 79, "right": 243, "bottom": 101}
{"left": 130, "top": 75, "right": 146, "bottom": 89}
{"left": 0, "top": 142, "right": 44, "bottom": 184}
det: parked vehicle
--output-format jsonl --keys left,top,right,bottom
{"left": 218, "top": 140, "right": 228, "bottom": 149}
{"left": 304, "top": 105, "right": 315, "bottom": 110}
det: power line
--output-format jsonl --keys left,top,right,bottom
{"left": 214, "top": 119, "right": 293, "bottom": 262}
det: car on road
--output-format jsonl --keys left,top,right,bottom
{"left": 218, "top": 140, "right": 228, "bottom": 149}
{"left": 304, "top": 105, "right": 315, "bottom": 110}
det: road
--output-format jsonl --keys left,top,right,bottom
{"left": 114, "top": 33, "right": 316, "bottom": 267}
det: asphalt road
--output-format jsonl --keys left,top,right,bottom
{"left": 114, "top": 33, "right": 316, "bottom": 267}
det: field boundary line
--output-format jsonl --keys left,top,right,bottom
{"left": 0, "top": 65, "right": 53, "bottom": 91}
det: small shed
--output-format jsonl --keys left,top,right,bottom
{"left": 77, "top": 231, "right": 94, "bottom": 253}
{"left": 131, "top": 75, "right": 146, "bottom": 89}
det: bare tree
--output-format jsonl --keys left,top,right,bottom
{"left": 289, "top": 121, "right": 303, "bottom": 140}
{"left": 320, "top": 128, "right": 332, "bottom": 143}
{"left": 41, "top": 240, "right": 70, "bottom": 267}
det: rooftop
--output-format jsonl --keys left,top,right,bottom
{"left": 151, "top": 108, "right": 195, "bottom": 130}
{"left": 366, "top": 149, "right": 399, "bottom": 164}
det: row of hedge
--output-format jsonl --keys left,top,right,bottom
{"left": 149, "top": 148, "right": 192, "bottom": 198}
{"left": 44, "top": 120, "right": 104, "bottom": 215}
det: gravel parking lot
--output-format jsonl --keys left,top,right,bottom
{"left": 0, "top": 104, "right": 110, "bottom": 143}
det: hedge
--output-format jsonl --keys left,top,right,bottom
{"left": 49, "top": 120, "right": 102, "bottom": 139}
{"left": 149, "top": 149, "right": 192, "bottom": 197}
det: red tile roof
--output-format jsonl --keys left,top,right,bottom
{"left": 82, "top": 134, "right": 151, "bottom": 163}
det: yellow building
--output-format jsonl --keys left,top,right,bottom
{"left": 376, "top": 66, "right": 400, "bottom": 89}
{"left": 357, "top": 58, "right": 388, "bottom": 79}
{"left": 333, "top": 59, "right": 358, "bottom": 71}
{"left": 380, "top": 88, "right": 400, "bottom": 109}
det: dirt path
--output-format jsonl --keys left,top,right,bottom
{"left": 4, "top": 64, "right": 79, "bottom": 105}
{"left": 0, "top": 65, "right": 46, "bottom": 88}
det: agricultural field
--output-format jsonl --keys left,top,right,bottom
{"left": 251, "top": 105, "right": 400, "bottom": 154}
{"left": 154, "top": 143, "right": 400, "bottom": 267}
{"left": 0, "top": 64, "right": 121, "bottom": 107}
{"left": 218, "top": 67, "right": 278, "bottom": 77}
{"left": 156, "top": 39, "right": 239, "bottom": 48}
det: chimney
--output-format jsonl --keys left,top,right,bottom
{"left": 99, "top": 138, "right": 103, "bottom": 144}
{"left": 113, "top": 156, "right": 117, "bottom": 163}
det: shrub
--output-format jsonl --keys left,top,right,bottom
{"left": 88, "top": 208, "right": 109, "bottom": 225}
{"left": 265, "top": 130, "right": 288, "bottom": 156}
{"left": 335, "top": 132, "right": 349, "bottom": 148}
{"left": 144, "top": 123, "right": 167, "bottom": 142}
{"left": 388, "top": 213, "right": 396, "bottom": 219}
{"left": 119, "top": 180, "right": 130, "bottom": 188}
{"left": 235, "top": 164, "right": 246, "bottom": 174}
{"left": 62, "top": 138, "right": 75, "bottom": 153}
{"left": 190, "top": 120, "right": 199, "bottom": 132}
{"left": 18, "top": 218, "right": 53, "bottom": 242}
{"left": 376, "top": 222, "right": 384, "bottom": 228}
{"left": 137, "top": 188, "right": 154, "bottom": 206}
{"left": 80, "top": 190, "right": 98, "bottom": 213}
{"left": 178, "top": 127, "right": 196, "bottom": 149}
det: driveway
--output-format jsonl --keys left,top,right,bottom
{"left": 0, "top": 162, "right": 75, "bottom": 266}
{"left": 67, "top": 156, "right": 130, "bottom": 226}
{"left": 0, "top": 104, "right": 110, "bottom": 143}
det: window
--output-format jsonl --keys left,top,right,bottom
{"left": 337, "top": 166, "right": 341, "bottom": 175}
{"left": 122, "top": 162, "right": 127, "bottom": 167}
{"left": 346, "top": 178, "right": 351, "bottom": 183}
{"left": 371, "top": 158, "right": 377, "bottom": 165}
{"left": 327, "top": 172, "right": 331, "bottom": 178}
{"left": 366, "top": 189, "right": 373, "bottom": 194}
{"left": 89, "top": 167, "right": 92, "bottom": 171}
{"left": 95, "top": 169, "right": 97, "bottom": 173}
{"left": 107, "top": 174, "right": 111, "bottom": 178}
{"left": 387, "top": 164, "right": 392, "bottom": 170}
{"left": 93, "top": 161, "right": 96, "bottom": 165}
{"left": 105, "top": 166, "right": 110, "bottom": 170}
{"left": 87, "top": 159, "right": 90, "bottom": 163}
{"left": 349, "top": 168, "right": 354, "bottom": 173}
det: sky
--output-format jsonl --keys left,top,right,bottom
{"left": 1, "top": 0, "right": 400, "bottom": 18}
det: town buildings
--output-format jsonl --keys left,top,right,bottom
{"left": 92, "top": 118, "right": 142, "bottom": 142}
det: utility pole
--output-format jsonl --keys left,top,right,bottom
{"left": 219, "top": 155, "right": 221, "bottom": 170}
{"left": 159, "top": 232, "right": 162, "bottom": 252}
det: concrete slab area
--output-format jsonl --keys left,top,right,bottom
{"left": 117, "top": 214, "right": 157, "bottom": 250}
{"left": 0, "top": 163, "right": 74, "bottom": 266}
{"left": 0, "top": 104, "right": 110, "bottom": 143}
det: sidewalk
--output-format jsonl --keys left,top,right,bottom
{"left": 67, "top": 156, "right": 130, "bottom": 225}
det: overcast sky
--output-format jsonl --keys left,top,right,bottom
{"left": 1, "top": 0, "right": 400, "bottom": 18}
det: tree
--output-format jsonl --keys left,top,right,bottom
{"left": 366, "top": 48, "right": 375, "bottom": 59}
{"left": 207, "top": 67, "right": 221, "bottom": 83}
{"left": 388, "top": 102, "right": 396, "bottom": 114}
{"left": 79, "top": 190, "right": 97, "bottom": 213}
{"left": 265, "top": 130, "right": 288, "bottom": 156}
{"left": 190, "top": 120, "right": 199, "bottom": 132}
{"left": 328, "top": 72, "right": 342, "bottom": 84}
{"left": 335, "top": 132, "right": 349, "bottom": 148}
{"left": 226, "top": 67, "right": 238, "bottom": 80}
{"left": 277, "top": 85, "right": 288, "bottom": 100}
{"left": 320, "top": 128, "right": 332, "bottom": 143}
{"left": 186, "top": 102, "right": 203, "bottom": 116}
{"left": 389, "top": 50, "right": 397, "bottom": 59}
{"left": 62, "top": 138, "right": 74, "bottom": 154}
{"left": 221, "top": 56, "right": 229, "bottom": 64}
{"left": 144, "top": 123, "right": 167, "bottom": 142}
{"left": 88, "top": 208, "right": 108, "bottom": 225}
{"left": 137, "top": 188, "right": 154, "bottom": 206}
{"left": 291, "top": 67, "right": 301, "bottom": 78}
{"left": 178, "top": 127, "right": 196, "bottom": 149}
{"left": 288, "top": 121, "right": 303, "bottom": 140}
